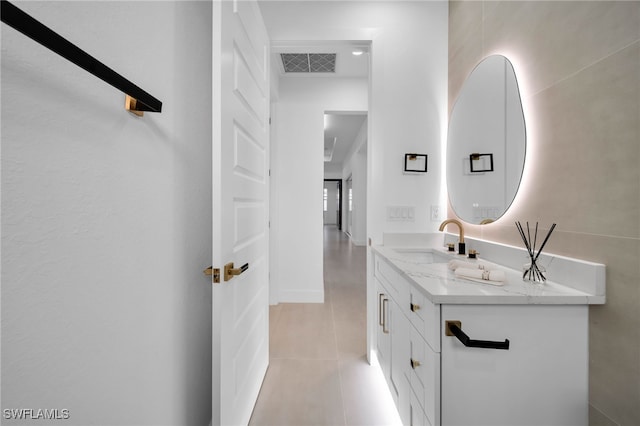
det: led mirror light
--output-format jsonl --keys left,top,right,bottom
{"left": 447, "top": 55, "right": 526, "bottom": 225}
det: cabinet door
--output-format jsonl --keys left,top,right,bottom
{"left": 409, "top": 326, "right": 440, "bottom": 426}
{"left": 441, "top": 304, "right": 588, "bottom": 426}
{"left": 376, "top": 279, "right": 392, "bottom": 382}
{"left": 391, "top": 295, "right": 410, "bottom": 405}
{"left": 408, "top": 285, "right": 440, "bottom": 352}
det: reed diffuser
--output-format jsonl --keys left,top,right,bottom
{"left": 515, "top": 221, "right": 556, "bottom": 283}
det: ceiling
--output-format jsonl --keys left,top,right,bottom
{"left": 259, "top": 1, "right": 369, "bottom": 170}
{"left": 324, "top": 113, "right": 367, "bottom": 164}
{"left": 271, "top": 42, "right": 369, "bottom": 168}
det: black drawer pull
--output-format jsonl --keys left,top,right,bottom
{"left": 445, "top": 321, "right": 509, "bottom": 350}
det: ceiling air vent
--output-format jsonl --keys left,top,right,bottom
{"left": 281, "top": 53, "right": 336, "bottom": 73}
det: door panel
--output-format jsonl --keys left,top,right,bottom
{"left": 212, "top": 1, "right": 270, "bottom": 425}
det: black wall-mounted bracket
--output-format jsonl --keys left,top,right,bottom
{"left": 1, "top": 0, "right": 162, "bottom": 116}
{"left": 404, "top": 153, "right": 428, "bottom": 173}
{"left": 469, "top": 153, "right": 494, "bottom": 172}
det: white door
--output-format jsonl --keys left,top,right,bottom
{"left": 212, "top": 1, "right": 270, "bottom": 425}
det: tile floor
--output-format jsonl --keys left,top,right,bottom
{"left": 249, "top": 226, "right": 402, "bottom": 426}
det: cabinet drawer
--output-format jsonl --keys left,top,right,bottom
{"left": 409, "top": 326, "right": 440, "bottom": 426}
{"left": 374, "top": 254, "right": 409, "bottom": 307}
{"left": 408, "top": 285, "right": 440, "bottom": 352}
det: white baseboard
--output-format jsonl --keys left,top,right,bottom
{"left": 277, "top": 289, "right": 324, "bottom": 303}
{"left": 351, "top": 238, "right": 367, "bottom": 246}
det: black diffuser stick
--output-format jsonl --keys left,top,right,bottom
{"left": 534, "top": 262, "right": 546, "bottom": 281}
{"left": 533, "top": 223, "right": 557, "bottom": 263}
{"left": 516, "top": 222, "right": 533, "bottom": 257}
{"left": 531, "top": 222, "right": 539, "bottom": 281}
{"left": 526, "top": 222, "right": 534, "bottom": 280}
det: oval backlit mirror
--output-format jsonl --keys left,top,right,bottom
{"left": 447, "top": 55, "right": 526, "bottom": 224}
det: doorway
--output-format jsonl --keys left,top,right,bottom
{"left": 323, "top": 179, "right": 342, "bottom": 230}
{"left": 323, "top": 111, "right": 367, "bottom": 245}
{"left": 267, "top": 42, "right": 370, "bottom": 300}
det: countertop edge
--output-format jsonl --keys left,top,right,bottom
{"left": 372, "top": 245, "right": 604, "bottom": 306}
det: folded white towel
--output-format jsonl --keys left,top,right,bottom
{"left": 448, "top": 259, "right": 488, "bottom": 271}
{"left": 454, "top": 267, "right": 506, "bottom": 285}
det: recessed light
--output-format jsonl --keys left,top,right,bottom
{"left": 352, "top": 50, "right": 364, "bottom": 56}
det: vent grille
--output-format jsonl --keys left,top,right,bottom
{"left": 281, "top": 53, "right": 336, "bottom": 73}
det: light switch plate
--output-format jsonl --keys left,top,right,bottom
{"left": 387, "top": 206, "right": 415, "bottom": 222}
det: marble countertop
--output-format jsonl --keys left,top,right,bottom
{"left": 373, "top": 245, "right": 603, "bottom": 305}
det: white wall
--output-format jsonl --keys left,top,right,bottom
{"left": 323, "top": 163, "right": 343, "bottom": 179}
{"left": 272, "top": 77, "right": 368, "bottom": 302}
{"left": 366, "top": 2, "right": 449, "bottom": 241}
{"left": 342, "top": 119, "right": 368, "bottom": 246}
{"left": 263, "top": 1, "right": 448, "bottom": 305}
{"left": 1, "top": 2, "right": 212, "bottom": 424}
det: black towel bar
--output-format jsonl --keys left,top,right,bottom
{"left": 1, "top": 0, "right": 162, "bottom": 114}
{"left": 446, "top": 321, "right": 510, "bottom": 350}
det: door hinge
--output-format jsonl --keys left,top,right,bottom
{"left": 269, "top": 117, "right": 272, "bottom": 125}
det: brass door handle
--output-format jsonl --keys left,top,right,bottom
{"left": 382, "top": 298, "right": 389, "bottom": 334}
{"left": 204, "top": 266, "right": 220, "bottom": 283}
{"left": 410, "top": 302, "right": 421, "bottom": 312}
{"left": 224, "top": 262, "right": 249, "bottom": 282}
{"left": 410, "top": 358, "right": 421, "bottom": 369}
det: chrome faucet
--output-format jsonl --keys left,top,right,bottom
{"left": 439, "top": 219, "right": 466, "bottom": 255}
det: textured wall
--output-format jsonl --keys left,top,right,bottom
{"left": 1, "top": 2, "right": 212, "bottom": 424}
{"left": 448, "top": 2, "right": 639, "bottom": 425}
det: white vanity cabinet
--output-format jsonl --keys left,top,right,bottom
{"left": 376, "top": 275, "right": 407, "bottom": 406}
{"left": 374, "top": 253, "right": 440, "bottom": 426}
{"left": 373, "top": 249, "right": 595, "bottom": 426}
{"left": 440, "top": 304, "right": 588, "bottom": 425}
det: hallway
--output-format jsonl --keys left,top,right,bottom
{"left": 249, "top": 226, "right": 401, "bottom": 425}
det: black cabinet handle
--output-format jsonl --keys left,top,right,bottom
{"left": 445, "top": 321, "right": 509, "bottom": 350}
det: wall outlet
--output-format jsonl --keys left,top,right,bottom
{"left": 430, "top": 205, "right": 440, "bottom": 221}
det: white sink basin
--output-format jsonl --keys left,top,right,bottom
{"left": 391, "top": 248, "right": 450, "bottom": 263}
